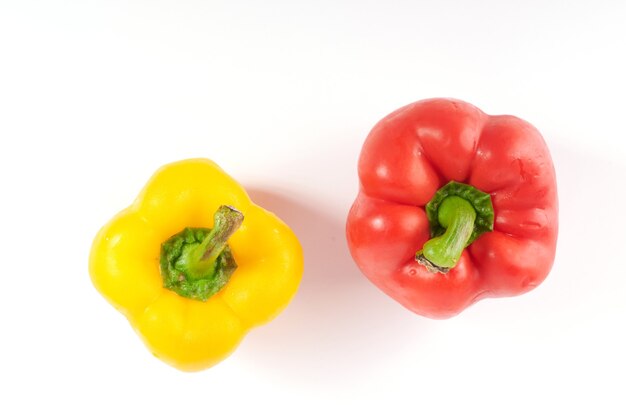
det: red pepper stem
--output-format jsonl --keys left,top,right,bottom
{"left": 416, "top": 196, "right": 476, "bottom": 273}
{"left": 187, "top": 206, "right": 244, "bottom": 279}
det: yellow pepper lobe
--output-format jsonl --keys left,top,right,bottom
{"left": 89, "top": 158, "right": 304, "bottom": 371}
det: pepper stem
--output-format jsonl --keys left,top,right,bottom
{"left": 416, "top": 196, "right": 477, "bottom": 273}
{"left": 186, "top": 205, "right": 244, "bottom": 279}
{"left": 416, "top": 181, "right": 494, "bottom": 274}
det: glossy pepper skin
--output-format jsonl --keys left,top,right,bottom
{"left": 346, "top": 98, "right": 558, "bottom": 319}
{"left": 90, "top": 159, "right": 303, "bottom": 371}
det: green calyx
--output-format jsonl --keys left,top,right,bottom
{"left": 416, "top": 181, "right": 494, "bottom": 274}
{"left": 159, "top": 205, "right": 244, "bottom": 301}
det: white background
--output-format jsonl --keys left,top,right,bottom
{"left": 1, "top": 1, "right": 625, "bottom": 403}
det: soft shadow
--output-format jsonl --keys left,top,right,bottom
{"left": 238, "top": 187, "right": 431, "bottom": 381}
{"left": 473, "top": 140, "right": 626, "bottom": 323}
{"left": 538, "top": 142, "right": 624, "bottom": 305}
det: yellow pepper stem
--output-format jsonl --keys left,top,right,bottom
{"left": 159, "top": 205, "right": 244, "bottom": 301}
{"left": 187, "top": 206, "right": 244, "bottom": 278}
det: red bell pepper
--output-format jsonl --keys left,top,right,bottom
{"left": 346, "top": 98, "right": 558, "bottom": 319}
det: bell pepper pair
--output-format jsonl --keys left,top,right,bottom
{"left": 90, "top": 98, "right": 558, "bottom": 371}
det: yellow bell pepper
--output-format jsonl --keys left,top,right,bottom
{"left": 89, "top": 158, "right": 303, "bottom": 371}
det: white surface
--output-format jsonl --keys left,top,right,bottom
{"left": 1, "top": 1, "right": 625, "bottom": 403}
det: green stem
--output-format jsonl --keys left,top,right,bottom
{"left": 416, "top": 197, "right": 476, "bottom": 272}
{"left": 159, "top": 205, "right": 244, "bottom": 301}
{"left": 187, "top": 205, "right": 244, "bottom": 279}
{"left": 415, "top": 181, "right": 494, "bottom": 274}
